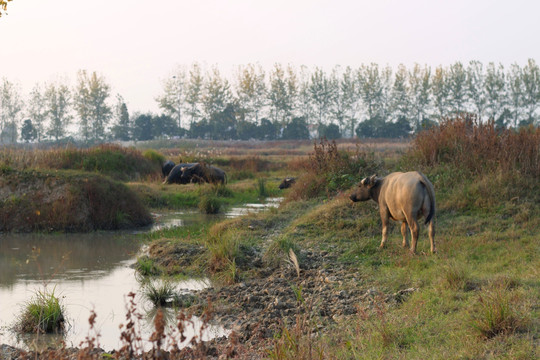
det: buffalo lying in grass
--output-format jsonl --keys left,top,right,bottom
{"left": 163, "top": 163, "right": 227, "bottom": 185}
{"left": 350, "top": 171, "right": 436, "bottom": 254}
{"left": 163, "top": 163, "right": 198, "bottom": 184}
{"left": 162, "top": 160, "right": 176, "bottom": 177}
{"left": 279, "top": 177, "right": 296, "bottom": 189}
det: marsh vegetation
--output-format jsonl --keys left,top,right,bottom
{"left": 0, "top": 120, "right": 538, "bottom": 358}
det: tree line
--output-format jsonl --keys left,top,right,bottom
{"left": 1, "top": 60, "right": 539, "bottom": 144}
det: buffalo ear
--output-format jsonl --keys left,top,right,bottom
{"left": 368, "top": 174, "right": 377, "bottom": 187}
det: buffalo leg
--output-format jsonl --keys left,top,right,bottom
{"left": 428, "top": 220, "right": 436, "bottom": 253}
{"left": 379, "top": 212, "right": 389, "bottom": 249}
{"left": 408, "top": 219, "right": 419, "bottom": 253}
{"left": 401, "top": 222, "right": 408, "bottom": 248}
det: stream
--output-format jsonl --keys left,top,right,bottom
{"left": 0, "top": 198, "right": 281, "bottom": 352}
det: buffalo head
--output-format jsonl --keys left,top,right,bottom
{"left": 350, "top": 174, "right": 378, "bottom": 202}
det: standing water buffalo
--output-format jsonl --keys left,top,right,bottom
{"left": 279, "top": 177, "right": 296, "bottom": 189}
{"left": 349, "top": 171, "right": 436, "bottom": 254}
{"left": 162, "top": 160, "right": 176, "bottom": 178}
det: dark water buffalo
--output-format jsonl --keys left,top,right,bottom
{"left": 349, "top": 171, "right": 436, "bottom": 254}
{"left": 279, "top": 177, "right": 296, "bottom": 189}
{"left": 163, "top": 163, "right": 198, "bottom": 184}
{"left": 162, "top": 160, "right": 176, "bottom": 177}
{"left": 179, "top": 163, "right": 227, "bottom": 185}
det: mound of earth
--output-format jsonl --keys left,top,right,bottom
{"left": 0, "top": 168, "right": 152, "bottom": 232}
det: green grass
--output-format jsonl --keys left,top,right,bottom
{"left": 131, "top": 179, "right": 281, "bottom": 213}
{"left": 141, "top": 280, "right": 184, "bottom": 307}
{"left": 135, "top": 256, "right": 161, "bottom": 276}
{"left": 256, "top": 178, "right": 269, "bottom": 197}
{"left": 198, "top": 194, "right": 222, "bottom": 214}
{"left": 17, "top": 288, "right": 66, "bottom": 334}
{"left": 145, "top": 170, "right": 538, "bottom": 358}
{"left": 132, "top": 132, "right": 537, "bottom": 358}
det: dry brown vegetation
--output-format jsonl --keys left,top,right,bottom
{"left": 285, "top": 138, "right": 382, "bottom": 201}
{"left": 0, "top": 144, "right": 161, "bottom": 181}
{"left": 409, "top": 114, "right": 540, "bottom": 177}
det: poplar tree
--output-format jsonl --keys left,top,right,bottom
{"left": 485, "top": 62, "right": 506, "bottom": 121}
{"left": 521, "top": 58, "right": 540, "bottom": 125}
{"left": 269, "top": 64, "right": 295, "bottom": 124}
{"left": 297, "top": 65, "right": 316, "bottom": 126}
{"left": 379, "top": 65, "right": 394, "bottom": 122}
{"left": 466, "top": 61, "right": 487, "bottom": 119}
{"left": 44, "top": 81, "right": 72, "bottom": 141}
{"left": 74, "top": 70, "right": 112, "bottom": 142}
{"left": 111, "top": 94, "right": 131, "bottom": 141}
{"left": 391, "top": 64, "right": 411, "bottom": 121}
{"left": 357, "top": 63, "right": 384, "bottom": 122}
{"left": 185, "top": 63, "right": 204, "bottom": 126}
{"left": 156, "top": 67, "right": 186, "bottom": 130}
{"left": 507, "top": 64, "right": 524, "bottom": 128}
{"left": 332, "top": 66, "right": 358, "bottom": 137}
{"left": 27, "top": 84, "right": 47, "bottom": 142}
{"left": 202, "top": 67, "right": 232, "bottom": 120}
{"left": 447, "top": 62, "right": 467, "bottom": 113}
{"left": 235, "top": 64, "right": 267, "bottom": 123}
{"left": 408, "top": 64, "right": 431, "bottom": 131}
{"left": 0, "top": 78, "right": 23, "bottom": 143}
{"left": 309, "top": 67, "right": 336, "bottom": 125}
{"left": 432, "top": 66, "right": 449, "bottom": 119}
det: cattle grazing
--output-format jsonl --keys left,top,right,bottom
{"left": 349, "top": 171, "right": 436, "bottom": 254}
{"left": 162, "top": 160, "right": 176, "bottom": 178}
{"left": 279, "top": 177, "right": 296, "bottom": 189}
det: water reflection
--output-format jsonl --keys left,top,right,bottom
{"left": 0, "top": 198, "right": 281, "bottom": 351}
{"left": 0, "top": 232, "right": 140, "bottom": 287}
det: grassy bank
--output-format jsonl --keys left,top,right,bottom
{"left": 139, "top": 121, "right": 538, "bottom": 358}
{"left": 0, "top": 167, "right": 152, "bottom": 232}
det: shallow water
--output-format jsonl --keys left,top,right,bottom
{"left": 0, "top": 198, "right": 281, "bottom": 352}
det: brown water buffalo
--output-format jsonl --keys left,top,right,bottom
{"left": 350, "top": 171, "right": 436, "bottom": 254}
{"left": 179, "top": 163, "right": 227, "bottom": 185}
{"left": 279, "top": 177, "right": 296, "bottom": 189}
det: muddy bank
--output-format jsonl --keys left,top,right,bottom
{"left": 0, "top": 168, "right": 152, "bottom": 232}
{"left": 190, "top": 250, "right": 415, "bottom": 348}
{"left": 144, "top": 240, "right": 416, "bottom": 356}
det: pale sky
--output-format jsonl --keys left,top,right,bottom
{"left": 2, "top": 0, "right": 539, "bottom": 113}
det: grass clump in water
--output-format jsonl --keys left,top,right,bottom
{"left": 256, "top": 178, "right": 268, "bottom": 197}
{"left": 198, "top": 194, "right": 221, "bottom": 214}
{"left": 142, "top": 280, "right": 177, "bottom": 307}
{"left": 135, "top": 256, "right": 160, "bottom": 276}
{"left": 141, "top": 279, "right": 197, "bottom": 308}
{"left": 17, "top": 288, "right": 66, "bottom": 334}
